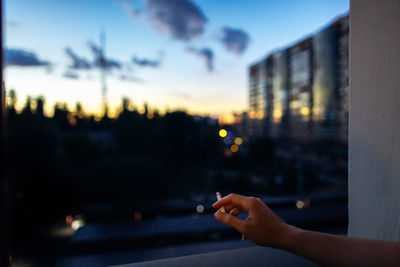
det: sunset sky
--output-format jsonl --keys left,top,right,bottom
{"left": 4, "top": 0, "right": 349, "bottom": 119}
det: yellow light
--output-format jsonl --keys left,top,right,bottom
{"left": 234, "top": 137, "right": 243, "bottom": 145}
{"left": 219, "top": 129, "right": 227, "bottom": 138}
{"left": 230, "top": 144, "right": 239, "bottom": 153}
{"left": 71, "top": 219, "right": 85, "bottom": 231}
{"left": 273, "top": 110, "right": 283, "bottom": 119}
{"left": 296, "top": 200, "right": 305, "bottom": 209}
{"left": 300, "top": 107, "right": 310, "bottom": 116}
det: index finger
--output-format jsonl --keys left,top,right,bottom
{"left": 212, "top": 193, "right": 251, "bottom": 212}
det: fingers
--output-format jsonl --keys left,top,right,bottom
{"left": 224, "top": 204, "right": 235, "bottom": 212}
{"left": 214, "top": 210, "right": 246, "bottom": 233}
{"left": 230, "top": 207, "right": 241, "bottom": 216}
{"left": 212, "top": 193, "right": 252, "bottom": 212}
{"left": 225, "top": 204, "right": 243, "bottom": 214}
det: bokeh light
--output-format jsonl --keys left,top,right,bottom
{"left": 219, "top": 129, "right": 227, "bottom": 138}
{"left": 296, "top": 200, "right": 305, "bottom": 209}
{"left": 71, "top": 219, "right": 85, "bottom": 231}
{"left": 234, "top": 137, "right": 243, "bottom": 145}
{"left": 196, "top": 205, "right": 204, "bottom": 214}
{"left": 230, "top": 144, "right": 239, "bottom": 153}
{"left": 300, "top": 107, "right": 310, "bottom": 116}
{"left": 65, "top": 215, "right": 73, "bottom": 225}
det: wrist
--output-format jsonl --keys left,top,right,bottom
{"left": 276, "top": 224, "right": 302, "bottom": 250}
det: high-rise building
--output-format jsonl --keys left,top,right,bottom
{"left": 248, "top": 14, "right": 349, "bottom": 142}
{"left": 248, "top": 59, "right": 267, "bottom": 136}
{"left": 288, "top": 37, "right": 313, "bottom": 139}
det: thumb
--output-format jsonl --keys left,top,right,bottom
{"left": 214, "top": 210, "right": 246, "bottom": 234}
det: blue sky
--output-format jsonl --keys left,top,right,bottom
{"left": 4, "top": 0, "right": 349, "bottom": 120}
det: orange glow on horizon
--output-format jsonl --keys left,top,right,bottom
{"left": 11, "top": 100, "right": 243, "bottom": 122}
{"left": 219, "top": 114, "right": 236, "bottom": 125}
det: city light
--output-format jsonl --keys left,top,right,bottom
{"left": 300, "top": 107, "right": 310, "bottom": 116}
{"left": 273, "top": 110, "right": 283, "bottom": 120}
{"left": 219, "top": 129, "right": 227, "bottom": 138}
{"left": 296, "top": 200, "right": 305, "bottom": 209}
{"left": 230, "top": 144, "right": 239, "bottom": 153}
{"left": 234, "top": 137, "right": 243, "bottom": 145}
{"left": 71, "top": 219, "right": 85, "bottom": 231}
{"left": 196, "top": 205, "right": 204, "bottom": 214}
{"left": 65, "top": 215, "right": 73, "bottom": 225}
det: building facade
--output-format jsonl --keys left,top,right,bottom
{"left": 248, "top": 14, "right": 349, "bottom": 142}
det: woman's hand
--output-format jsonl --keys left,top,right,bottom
{"left": 213, "top": 193, "right": 400, "bottom": 267}
{"left": 212, "top": 193, "right": 296, "bottom": 248}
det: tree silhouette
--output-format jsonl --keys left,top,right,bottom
{"left": 35, "top": 96, "right": 45, "bottom": 118}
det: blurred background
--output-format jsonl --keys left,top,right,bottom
{"left": 4, "top": 0, "right": 349, "bottom": 266}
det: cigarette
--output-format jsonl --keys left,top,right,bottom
{"left": 216, "top": 192, "right": 226, "bottom": 212}
{"left": 216, "top": 192, "right": 244, "bottom": 240}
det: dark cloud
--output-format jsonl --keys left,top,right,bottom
{"left": 219, "top": 27, "right": 250, "bottom": 55}
{"left": 132, "top": 57, "right": 160, "bottom": 67}
{"left": 132, "top": 52, "right": 163, "bottom": 68}
{"left": 119, "top": 74, "right": 143, "bottom": 83}
{"left": 185, "top": 47, "right": 213, "bottom": 72}
{"left": 103, "top": 58, "right": 122, "bottom": 69}
{"left": 128, "top": 0, "right": 207, "bottom": 41}
{"left": 63, "top": 71, "right": 80, "bottom": 79}
{"left": 88, "top": 41, "right": 122, "bottom": 69}
{"left": 4, "top": 48, "right": 50, "bottom": 67}
{"left": 65, "top": 47, "right": 91, "bottom": 69}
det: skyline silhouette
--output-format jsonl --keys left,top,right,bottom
{"left": 4, "top": 0, "right": 349, "bottom": 119}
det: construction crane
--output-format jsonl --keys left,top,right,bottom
{"left": 99, "top": 31, "right": 108, "bottom": 117}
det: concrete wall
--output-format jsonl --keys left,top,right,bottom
{"left": 348, "top": 0, "right": 400, "bottom": 241}
{"left": 122, "top": 247, "right": 316, "bottom": 267}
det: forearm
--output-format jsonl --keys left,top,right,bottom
{"left": 278, "top": 226, "right": 400, "bottom": 267}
